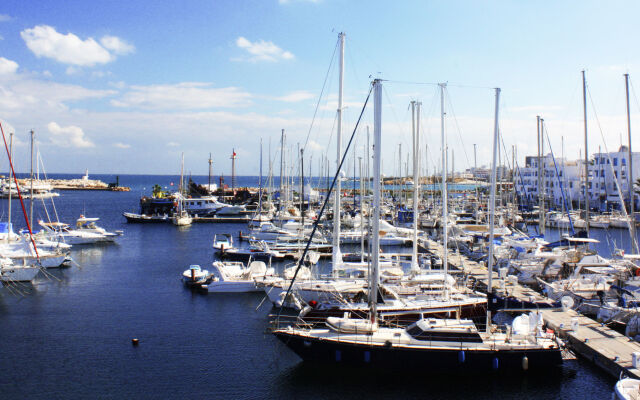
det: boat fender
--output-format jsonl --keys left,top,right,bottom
{"left": 458, "top": 350, "right": 465, "bottom": 363}
{"left": 384, "top": 340, "right": 392, "bottom": 348}
{"left": 522, "top": 356, "right": 529, "bottom": 371}
{"left": 492, "top": 357, "right": 499, "bottom": 370}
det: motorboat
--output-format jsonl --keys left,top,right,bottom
{"left": 182, "top": 264, "right": 211, "bottom": 286}
{"left": 203, "top": 260, "right": 274, "bottom": 292}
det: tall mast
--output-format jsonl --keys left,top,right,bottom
{"left": 280, "top": 129, "right": 285, "bottom": 210}
{"left": 231, "top": 148, "right": 236, "bottom": 203}
{"left": 7, "top": 132, "right": 12, "bottom": 242}
{"left": 625, "top": 73, "right": 637, "bottom": 253}
{"left": 370, "top": 79, "right": 382, "bottom": 324}
{"left": 259, "top": 139, "right": 263, "bottom": 214}
{"left": 179, "top": 152, "right": 184, "bottom": 213}
{"left": 332, "top": 32, "right": 345, "bottom": 270}
{"left": 300, "top": 147, "right": 304, "bottom": 230}
{"left": 30, "top": 129, "right": 34, "bottom": 225}
{"left": 208, "top": 152, "right": 212, "bottom": 192}
{"left": 411, "top": 101, "right": 421, "bottom": 272}
{"left": 440, "top": 83, "right": 449, "bottom": 300}
{"left": 582, "top": 70, "right": 590, "bottom": 235}
{"left": 486, "top": 87, "right": 501, "bottom": 333}
{"left": 537, "top": 116, "right": 544, "bottom": 235}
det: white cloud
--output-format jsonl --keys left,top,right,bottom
{"left": 275, "top": 90, "right": 314, "bottom": 102}
{"left": 20, "top": 25, "right": 133, "bottom": 67}
{"left": 111, "top": 82, "right": 252, "bottom": 110}
{"left": 114, "top": 142, "right": 130, "bottom": 149}
{"left": 167, "top": 142, "right": 179, "bottom": 147}
{"left": 234, "top": 36, "right": 294, "bottom": 62}
{"left": 0, "top": 14, "right": 12, "bottom": 22}
{"left": 0, "top": 57, "right": 18, "bottom": 75}
{"left": 100, "top": 35, "right": 135, "bottom": 55}
{"left": 47, "top": 122, "right": 95, "bottom": 148}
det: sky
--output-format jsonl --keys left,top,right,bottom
{"left": 1, "top": 0, "right": 640, "bottom": 178}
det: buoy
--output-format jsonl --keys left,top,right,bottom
{"left": 492, "top": 357, "right": 499, "bottom": 370}
{"left": 458, "top": 350, "right": 466, "bottom": 363}
{"left": 522, "top": 355, "right": 529, "bottom": 371}
{"left": 132, "top": 338, "right": 139, "bottom": 346}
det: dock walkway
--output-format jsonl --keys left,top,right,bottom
{"left": 420, "top": 237, "right": 640, "bottom": 379}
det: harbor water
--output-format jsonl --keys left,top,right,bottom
{"left": 0, "top": 174, "right": 622, "bottom": 399}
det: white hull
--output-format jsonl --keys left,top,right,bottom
{"left": 204, "top": 281, "right": 261, "bottom": 292}
{"left": 1, "top": 265, "right": 40, "bottom": 282}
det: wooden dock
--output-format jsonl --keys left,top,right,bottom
{"left": 420, "top": 237, "right": 640, "bottom": 379}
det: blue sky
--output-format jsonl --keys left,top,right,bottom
{"left": 1, "top": 0, "right": 639, "bottom": 177}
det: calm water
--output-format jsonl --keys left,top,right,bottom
{"left": 0, "top": 175, "right": 617, "bottom": 399}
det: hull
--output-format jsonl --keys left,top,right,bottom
{"left": 123, "top": 212, "right": 170, "bottom": 223}
{"left": 204, "top": 281, "right": 261, "bottom": 293}
{"left": 1, "top": 266, "right": 40, "bottom": 282}
{"left": 273, "top": 330, "right": 562, "bottom": 371}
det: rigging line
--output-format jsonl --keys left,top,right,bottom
{"left": 542, "top": 124, "right": 575, "bottom": 235}
{"left": 302, "top": 37, "right": 339, "bottom": 152}
{"left": 275, "top": 83, "right": 373, "bottom": 322}
{"left": 443, "top": 86, "right": 472, "bottom": 169}
{"left": 421, "top": 87, "right": 440, "bottom": 174}
{"left": 630, "top": 79, "right": 640, "bottom": 115}
{"left": 587, "top": 86, "right": 640, "bottom": 252}
{"left": 382, "top": 85, "right": 410, "bottom": 150}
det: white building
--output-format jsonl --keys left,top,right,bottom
{"left": 514, "top": 153, "right": 581, "bottom": 207}
{"left": 591, "top": 145, "right": 640, "bottom": 209}
{"left": 515, "top": 146, "right": 640, "bottom": 210}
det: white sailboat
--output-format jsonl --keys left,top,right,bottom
{"left": 173, "top": 153, "right": 193, "bottom": 226}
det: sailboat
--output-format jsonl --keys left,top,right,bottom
{"left": 173, "top": 153, "right": 193, "bottom": 226}
{"left": 271, "top": 80, "right": 562, "bottom": 371}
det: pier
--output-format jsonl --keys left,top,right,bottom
{"left": 420, "top": 237, "right": 640, "bottom": 379}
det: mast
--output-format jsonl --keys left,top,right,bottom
{"left": 411, "top": 101, "right": 421, "bottom": 272}
{"left": 280, "top": 129, "right": 285, "bottom": 210}
{"left": 440, "top": 83, "right": 449, "bottom": 300}
{"left": 259, "top": 139, "right": 263, "bottom": 215}
{"left": 370, "top": 79, "right": 382, "bottom": 324}
{"left": 625, "top": 73, "right": 637, "bottom": 253}
{"left": 30, "top": 129, "right": 34, "bottom": 225}
{"left": 7, "top": 132, "right": 12, "bottom": 242}
{"left": 179, "top": 152, "right": 184, "bottom": 213}
{"left": 300, "top": 147, "right": 304, "bottom": 229}
{"left": 537, "top": 116, "right": 544, "bottom": 234}
{"left": 486, "top": 87, "right": 501, "bottom": 333}
{"left": 332, "top": 32, "right": 345, "bottom": 270}
{"left": 231, "top": 148, "right": 236, "bottom": 203}
{"left": 208, "top": 152, "right": 212, "bottom": 192}
{"left": 582, "top": 70, "right": 590, "bottom": 235}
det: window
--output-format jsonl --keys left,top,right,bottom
{"left": 622, "top": 158, "right": 627, "bottom": 166}
{"left": 614, "top": 158, "right": 618, "bottom": 166}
